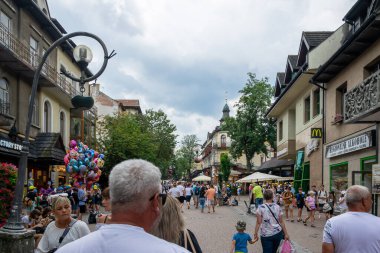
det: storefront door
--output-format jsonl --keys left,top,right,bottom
{"left": 352, "top": 171, "right": 378, "bottom": 216}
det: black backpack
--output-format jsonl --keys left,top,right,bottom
{"left": 194, "top": 187, "right": 200, "bottom": 195}
{"left": 88, "top": 212, "right": 97, "bottom": 224}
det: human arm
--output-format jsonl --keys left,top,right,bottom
{"left": 254, "top": 214, "right": 262, "bottom": 241}
{"left": 322, "top": 243, "right": 335, "bottom": 253}
{"left": 230, "top": 240, "right": 236, "bottom": 253}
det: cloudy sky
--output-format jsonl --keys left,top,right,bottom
{"left": 48, "top": 0, "right": 356, "bottom": 144}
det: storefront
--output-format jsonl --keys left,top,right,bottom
{"left": 325, "top": 129, "right": 377, "bottom": 214}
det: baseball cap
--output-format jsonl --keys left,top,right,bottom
{"left": 235, "top": 220, "right": 246, "bottom": 230}
{"left": 29, "top": 185, "right": 35, "bottom": 190}
{"left": 93, "top": 185, "right": 98, "bottom": 190}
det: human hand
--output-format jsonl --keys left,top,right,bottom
{"left": 254, "top": 233, "right": 259, "bottom": 241}
{"left": 284, "top": 233, "right": 290, "bottom": 240}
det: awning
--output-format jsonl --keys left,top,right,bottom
{"left": 31, "top": 133, "right": 66, "bottom": 164}
{"left": 256, "top": 158, "right": 294, "bottom": 171}
{"left": 237, "top": 172, "right": 282, "bottom": 183}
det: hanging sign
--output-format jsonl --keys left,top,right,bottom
{"left": 326, "top": 130, "right": 375, "bottom": 158}
{"left": 0, "top": 138, "right": 23, "bottom": 151}
{"left": 311, "top": 128, "right": 323, "bottom": 138}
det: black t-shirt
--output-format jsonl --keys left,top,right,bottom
{"left": 179, "top": 229, "right": 202, "bottom": 253}
{"left": 72, "top": 191, "right": 79, "bottom": 204}
{"left": 26, "top": 191, "right": 36, "bottom": 201}
{"left": 199, "top": 187, "right": 206, "bottom": 198}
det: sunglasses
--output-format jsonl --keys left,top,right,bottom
{"left": 149, "top": 193, "right": 167, "bottom": 206}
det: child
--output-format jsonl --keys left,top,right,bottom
{"left": 230, "top": 220, "right": 257, "bottom": 253}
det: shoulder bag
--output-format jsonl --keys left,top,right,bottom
{"left": 47, "top": 219, "right": 77, "bottom": 253}
{"left": 264, "top": 204, "right": 284, "bottom": 232}
{"left": 184, "top": 229, "right": 196, "bottom": 253}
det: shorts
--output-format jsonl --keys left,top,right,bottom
{"left": 207, "top": 199, "right": 215, "bottom": 206}
{"left": 178, "top": 196, "right": 185, "bottom": 203}
{"left": 318, "top": 203, "right": 325, "bottom": 210}
{"left": 297, "top": 204, "right": 304, "bottom": 209}
{"left": 72, "top": 204, "right": 78, "bottom": 211}
{"left": 79, "top": 205, "right": 86, "bottom": 213}
{"left": 185, "top": 195, "right": 191, "bottom": 202}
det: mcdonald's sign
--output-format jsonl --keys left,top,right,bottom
{"left": 311, "top": 128, "right": 323, "bottom": 138}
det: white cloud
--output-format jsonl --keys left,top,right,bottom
{"left": 49, "top": 0, "right": 357, "bottom": 143}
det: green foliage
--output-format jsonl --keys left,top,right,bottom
{"left": 97, "top": 110, "right": 177, "bottom": 178}
{"left": 220, "top": 153, "right": 231, "bottom": 182}
{"left": 0, "top": 163, "right": 17, "bottom": 227}
{"left": 223, "top": 72, "right": 276, "bottom": 169}
{"left": 173, "top": 135, "right": 199, "bottom": 180}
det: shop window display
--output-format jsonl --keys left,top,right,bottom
{"left": 330, "top": 163, "right": 348, "bottom": 202}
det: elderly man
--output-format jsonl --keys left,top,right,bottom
{"left": 322, "top": 185, "right": 380, "bottom": 253}
{"left": 57, "top": 159, "right": 189, "bottom": 253}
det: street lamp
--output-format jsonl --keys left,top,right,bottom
{"left": 1, "top": 32, "right": 114, "bottom": 234}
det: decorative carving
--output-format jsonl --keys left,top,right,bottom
{"left": 344, "top": 70, "right": 380, "bottom": 122}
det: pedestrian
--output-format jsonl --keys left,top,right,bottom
{"left": 96, "top": 187, "right": 111, "bottom": 230}
{"left": 36, "top": 196, "right": 90, "bottom": 252}
{"left": 322, "top": 185, "right": 380, "bottom": 253}
{"left": 151, "top": 195, "right": 202, "bottom": 253}
{"left": 338, "top": 191, "right": 347, "bottom": 214}
{"left": 237, "top": 185, "right": 241, "bottom": 201}
{"left": 56, "top": 159, "right": 189, "bottom": 253}
{"left": 77, "top": 183, "right": 87, "bottom": 220}
{"left": 185, "top": 183, "right": 193, "bottom": 210}
{"left": 254, "top": 189, "right": 290, "bottom": 253}
{"left": 317, "top": 185, "right": 328, "bottom": 220}
{"left": 230, "top": 220, "right": 257, "bottom": 253}
{"left": 177, "top": 181, "right": 186, "bottom": 212}
{"left": 253, "top": 182, "right": 263, "bottom": 209}
{"left": 295, "top": 188, "right": 305, "bottom": 222}
{"left": 323, "top": 191, "right": 335, "bottom": 220}
{"left": 199, "top": 184, "right": 206, "bottom": 213}
{"left": 193, "top": 183, "right": 200, "bottom": 208}
{"left": 303, "top": 191, "right": 316, "bottom": 227}
{"left": 282, "top": 186, "right": 294, "bottom": 222}
{"left": 205, "top": 184, "right": 216, "bottom": 213}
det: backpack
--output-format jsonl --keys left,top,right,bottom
{"left": 88, "top": 211, "right": 97, "bottom": 224}
{"left": 194, "top": 187, "right": 200, "bottom": 195}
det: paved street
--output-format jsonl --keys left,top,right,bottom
{"left": 183, "top": 196, "right": 325, "bottom": 253}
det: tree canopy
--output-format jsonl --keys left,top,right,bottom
{"left": 173, "top": 134, "right": 199, "bottom": 180}
{"left": 223, "top": 72, "right": 276, "bottom": 170}
{"left": 97, "top": 109, "right": 177, "bottom": 178}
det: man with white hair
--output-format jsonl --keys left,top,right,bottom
{"left": 322, "top": 185, "right": 380, "bottom": 253}
{"left": 57, "top": 159, "right": 189, "bottom": 253}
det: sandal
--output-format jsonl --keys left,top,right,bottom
{"left": 303, "top": 220, "right": 307, "bottom": 226}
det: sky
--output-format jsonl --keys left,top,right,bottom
{"left": 48, "top": 0, "right": 357, "bottom": 144}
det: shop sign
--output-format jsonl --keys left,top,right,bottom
{"left": 306, "top": 139, "right": 319, "bottom": 157}
{"left": 277, "top": 148, "right": 288, "bottom": 157}
{"left": 326, "top": 130, "right": 375, "bottom": 158}
{"left": 0, "top": 138, "right": 23, "bottom": 151}
{"left": 311, "top": 128, "right": 323, "bottom": 139}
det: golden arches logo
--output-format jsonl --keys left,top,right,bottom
{"left": 311, "top": 128, "right": 322, "bottom": 138}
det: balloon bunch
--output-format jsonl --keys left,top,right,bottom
{"left": 64, "top": 140, "right": 105, "bottom": 189}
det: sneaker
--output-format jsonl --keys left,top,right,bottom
{"left": 311, "top": 224, "right": 316, "bottom": 227}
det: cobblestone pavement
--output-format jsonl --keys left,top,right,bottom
{"left": 183, "top": 196, "right": 326, "bottom": 253}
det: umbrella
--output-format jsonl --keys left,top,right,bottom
{"left": 276, "top": 177, "right": 294, "bottom": 181}
{"left": 236, "top": 172, "right": 282, "bottom": 183}
{"left": 192, "top": 175, "right": 211, "bottom": 182}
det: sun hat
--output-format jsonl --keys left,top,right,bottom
{"left": 235, "top": 220, "right": 246, "bottom": 230}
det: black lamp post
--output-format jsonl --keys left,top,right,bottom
{"left": 1, "top": 32, "right": 114, "bottom": 233}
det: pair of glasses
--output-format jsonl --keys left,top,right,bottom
{"left": 149, "top": 193, "right": 167, "bottom": 206}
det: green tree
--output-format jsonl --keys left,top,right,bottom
{"left": 174, "top": 134, "right": 199, "bottom": 179}
{"left": 97, "top": 109, "right": 177, "bottom": 178}
{"left": 223, "top": 72, "right": 276, "bottom": 170}
{"left": 220, "top": 153, "right": 231, "bottom": 182}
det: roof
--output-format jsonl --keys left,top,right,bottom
{"left": 223, "top": 103, "right": 230, "bottom": 113}
{"left": 115, "top": 99, "right": 140, "bottom": 107}
{"left": 256, "top": 158, "right": 294, "bottom": 171}
{"left": 32, "top": 133, "right": 66, "bottom": 164}
{"left": 274, "top": 72, "right": 285, "bottom": 97}
{"left": 288, "top": 55, "right": 299, "bottom": 70}
{"left": 303, "top": 32, "right": 333, "bottom": 48}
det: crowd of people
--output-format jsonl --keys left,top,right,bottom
{"left": 17, "top": 160, "right": 380, "bottom": 253}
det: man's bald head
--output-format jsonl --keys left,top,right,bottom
{"left": 346, "top": 185, "right": 372, "bottom": 211}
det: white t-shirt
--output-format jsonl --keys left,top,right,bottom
{"left": 185, "top": 187, "right": 192, "bottom": 196}
{"left": 318, "top": 190, "right": 328, "bottom": 204}
{"left": 176, "top": 185, "right": 185, "bottom": 197}
{"left": 56, "top": 224, "right": 190, "bottom": 253}
{"left": 323, "top": 212, "right": 380, "bottom": 253}
{"left": 169, "top": 187, "right": 180, "bottom": 198}
{"left": 36, "top": 220, "right": 90, "bottom": 253}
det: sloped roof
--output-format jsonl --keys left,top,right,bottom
{"left": 303, "top": 32, "right": 333, "bottom": 48}
{"left": 115, "top": 99, "right": 140, "bottom": 107}
{"left": 32, "top": 133, "right": 66, "bottom": 164}
{"left": 274, "top": 72, "right": 285, "bottom": 97}
{"left": 288, "top": 55, "right": 299, "bottom": 70}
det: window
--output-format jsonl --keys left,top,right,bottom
{"left": 364, "top": 57, "right": 380, "bottom": 78}
{"left": 0, "top": 78, "right": 9, "bottom": 115}
{"left": 30, "top": 95, "right": 39, "bottom": 125}
{"left": 221, "top": 135, "right": 226, "bottom": 147}
{"left": 304, "top": 96, "right": 311, "bottom": 123}
{"left": 60, "top": 111, "right": 65, "bottom": 141}
{"left": 336, "top": 83, "right": 347, "bottom": 116}
{"left": 330, "top": 162, "right": 348, "bottom": 204}
{"left": 0, "top": 11, "right": 11, "bottom": 31}
{"left": 313, "top": 88, "right": 320, "bottom": 117}
{"left": 30, "top": 37, "right": 38, "bottom": 67}
{"left": 43, "top": 101, "right": 51, "bottom": 132}
{"left": 279, "top": 120, "right": 283, "bottom": 141}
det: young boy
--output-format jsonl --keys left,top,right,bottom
{"left": 230, "top": 220, "right": 257, "bottom": 253}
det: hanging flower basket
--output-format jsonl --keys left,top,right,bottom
{"left": 0, "top": 163, "right": 17, "bottom": 227}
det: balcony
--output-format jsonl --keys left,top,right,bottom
{"left": 0, "top": 102, "right": 10, "bottom": 115}
{"left": 344, "top": 69, "right": 380, "bottom": 123}
{"left": 0, "top": 24, "right": 81, "bottom": 101}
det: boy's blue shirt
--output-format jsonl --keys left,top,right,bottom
{"left": 232, "top": 232, "right": 252, "bottom": 253}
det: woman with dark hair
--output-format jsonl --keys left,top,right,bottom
{"left": 151, "top": 195, "right": 202, "bottom": 253}
{"left": 96, "top": 187, "right": 111, "bottom": 230}
{"left": 254, "top": 189, "right": 289, "bottom": 253}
